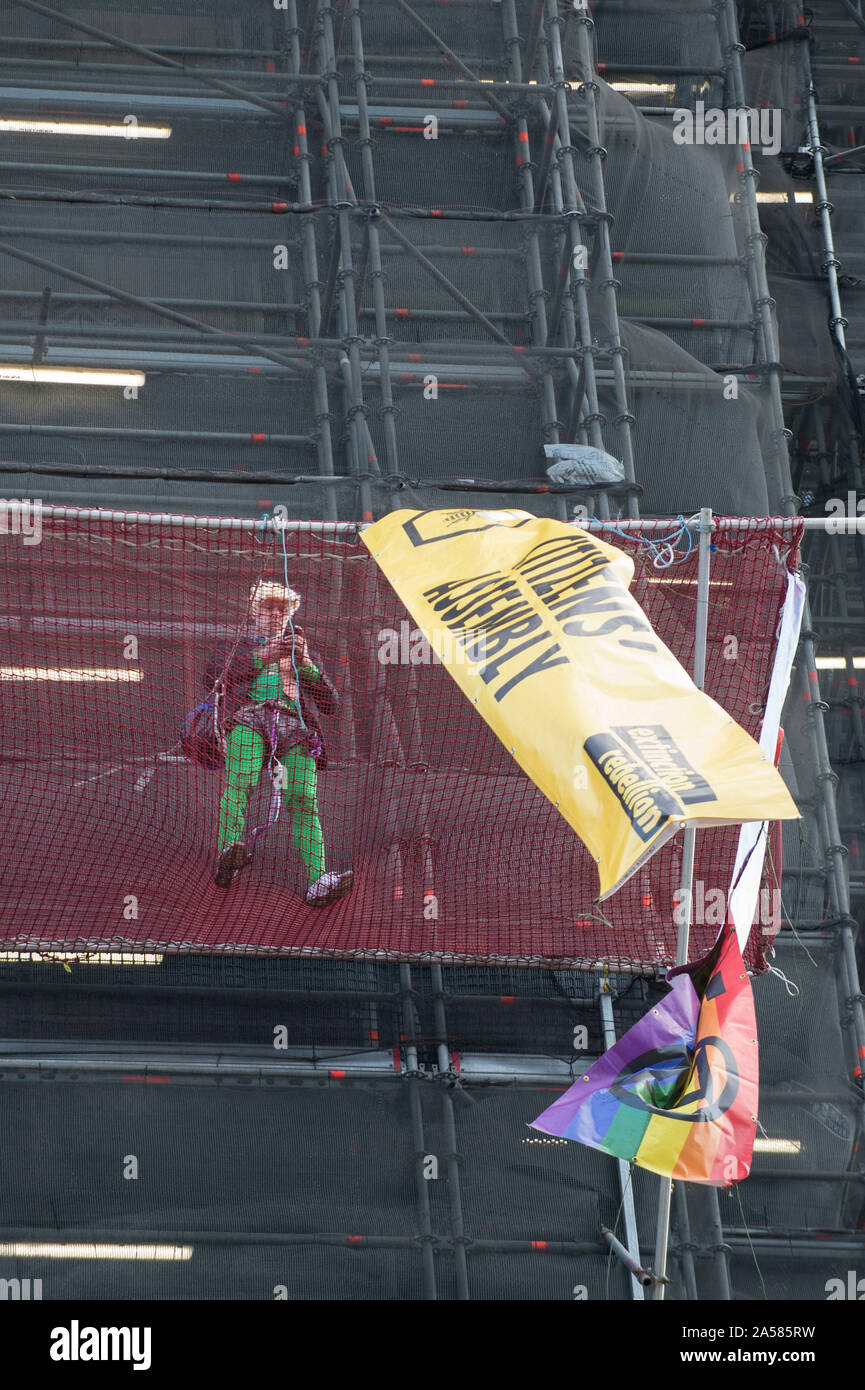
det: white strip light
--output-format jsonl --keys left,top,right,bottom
{"left": 0, "top": 364, "right": 145, "bottom": 388}
{"left": 815, "top": 656, "right": 865, "bottom": 670}
{"left": 753, "top": 1138, "right": 802, "bottom": 1155}
{"left": 608, "top": 82, "right": 676, "bottom": 95}
{"left": 519, "top": 79, "right": 677, "bottom": 96}
{"left": 0, "top": 1243, "right": 192, "bottom": 1261}
{"left": 753, "top": 191, "right": 813, "bottom": 204}
{"left": 520, "top": 1136, "right": 569, "bottom": 1145}
{"left": 481, "top": 79, "right": 678, "bottom": 96}
{"left": 0, "top": 951, "right": 162, "bottom": 965}
{"left": 0, "top": 118, "right": 171, "bottom": 139}
{"left": 0, "top": 667, "right": 143, "bottom": 682}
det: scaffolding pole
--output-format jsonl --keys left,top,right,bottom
{"left": 501, "top": 0, "right": 569, "bottom": 524}
{"left": 283, "top": 0, "right": 338, "bottom": 521}
{"left": 566, "top": 3, "right": 639, "bottom": 513}
{"left": 652, "top": 506, "right": 713, "bottom": 1301}
{"left": 348, "top": 0, "right": 405, "bottom": 487}
{"left": 750, "top": 6, "right": 865, "bottom": 1114}
{"left": 314, "top": 4, "right": 374, "bottom": 520}
{"left": 535, "top": 7, "right": 610, "bottom": 520}
{"left": 598, "top": 989, "right": 645, "bottom": 1300}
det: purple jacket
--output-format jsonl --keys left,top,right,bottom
{"left": 205, "top": 635, "right": 339, "bottom": 770}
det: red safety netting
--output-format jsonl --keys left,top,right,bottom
{"left": 0, "top": 511, "right": 802, "bottom": 972}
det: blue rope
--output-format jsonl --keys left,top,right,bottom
{"left": 602, "top": 514, "right": 696, "bottom": 568}
{"left": 253, "top": 508, "right": 308, "bottom": 729}
{"left": 277, "top": 521, "right": 307, "bottom": 730}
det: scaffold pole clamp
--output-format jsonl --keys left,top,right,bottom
{"left": 599, "top": 1226, "right": 658, "bottom": 1289}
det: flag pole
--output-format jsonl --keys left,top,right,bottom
{"left": 651, "top": 505, "right": 713, "bottom": 1300}
{"left": 599, "top": 989, "right": 646, "bottom": 1300}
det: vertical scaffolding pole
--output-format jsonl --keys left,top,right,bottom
{"left": 673, "top": 1183, "right": 699, "bottom": 1301}
{"left": 797, "top": 35, "right": 865, "bottom": 602}
{"left": 598, "top": 988, "right": 645, "bottom": 1300}
{"left": 314, "top": 7, "right": 374, "bottom": 521}
{"left": 791, "top": 28, "right": 865, "bottom": 1105}
{"left": 806, "top": 83, "right": 860, "bottom": 493}
{"left": 652, "top": 506, "right": 713, "bottom": 1300}
{"left": 808, "top": 413, "right": 865, "bottom": 761}
{"left": 439, "top": 1070, "right": 471, "bottom": 1301}
{"left": 716, "top": 0, "right": 793, "bottom": 513}
{"left": 536, "top": 4, "right": 610, "bottom": 521}
{"left": 347, "top": 0, "right": 401, "bottom": 486}
{"left": 406, "top": 1075, "right": 439, "bottom": 1300}
{"left": 501, "top": 0, "right": 569, "bottom": 524}
{"left": 566, "top": 5, "right": 638, "bottom": 516}
{"left": 718, "top": 0, "right": 865, "bottom": 1139}
{"left": 285, "top": 0, "right": 338, "bottom": 522}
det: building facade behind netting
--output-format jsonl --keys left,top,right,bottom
{"left": 0, "top": 0, "right": 862, "bottom": 1301}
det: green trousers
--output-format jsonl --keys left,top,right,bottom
{"left": 217, "top": 722, "right": 326, "bottom": 883}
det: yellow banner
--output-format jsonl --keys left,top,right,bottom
{"left": 361, "top": 509, "right": 799, "bottom": 899}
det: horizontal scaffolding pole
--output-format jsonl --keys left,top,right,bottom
{"left": 0, "top": 1225, "right": 610, "bottom": 1255}
{"left": 0, "top": 504, "right": 853, "bottom": 536}
{"left": 0, "top": 980, "right": 401, "bottom": 1006}
{"left": 578, "top": 517, "right": 844, "bottom": 532}
{"left": 0, "top": 1038, "right": 858, "bottom": 1113}
{"left": 0, "top": 462, "right": 343, "bottom": 482}
{"left": 0, "top": 187, "right": 316, "bottom": 214}
{"left": 0, "top": 159, "right": 295, "bottom": 188}
{"left": 0, "top": 230, "right": 513, "bottom": 256}
{"left": 0, "top": 424, "right": 315, "bottom": 447}
{"left": 595, "top": 62, "right": 725, "bottom": 76}
{"left": 0, "top": 313, "right": 755, "bottom": 345}
{"left": 721, "top": 1237, "right": 865, "bottom": 1256}
{"left": 343, "top": 72, "right": 555, "bottom": 94}
{"left": 0, "top": 347, "right": 815, "bottom": 389}
{"left": 612, "top": 252, "right": 741, "bottom": 266}
{"left": 0, "top": 1228, "right": 862, "bottom": 1262}
{"left": 0, "top": 505, "right": 355, "bottom": 533}
{"left": 0, "top": 468, "right": 625, "bottom": 495}
{"left": 0, "top": 187, "right": 600, "bottom": 221}
{"left": 0, "top": 37, "right": 284, "bottom": 59}
{"left": 745, "top": 1170, "right": 865, "bottom": 1183}
{"left": 0, "top": 295, "right": 534, "bottom": 323}
{"left": 0, "top": 1222, "right": 857, "bottom": 1259}
{"left": 0, "top": 56, "right": 323, "bottom": 86}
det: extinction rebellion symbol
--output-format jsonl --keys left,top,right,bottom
{"left": 607, "top": 1036, "right": 740, "bottom": 1123}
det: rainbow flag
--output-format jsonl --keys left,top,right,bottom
{"left": 529, "top": 927, "right": 758, "bottom": 1184}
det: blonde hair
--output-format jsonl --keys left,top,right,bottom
{"left": 250, "top": 579, "right": 301, "bottom": 625}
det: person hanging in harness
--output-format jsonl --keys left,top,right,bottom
{"left": 191, "top": 578, "right": 354, "bottom": 905}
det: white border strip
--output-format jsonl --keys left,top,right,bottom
{"left": 727, "top": 571, "right": 806, "bottom": 950}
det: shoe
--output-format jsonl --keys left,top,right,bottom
{"left": 305, "top": 869, "right": 355, "bottom": 907}
{"left": 215, "top": 843, "right": 250, "bottom": 887}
